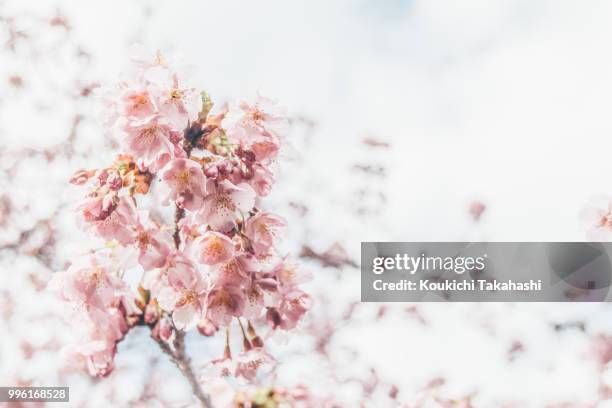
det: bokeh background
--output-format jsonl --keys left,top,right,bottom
{"left": 2, "top": 0, "right": 612, "bottom": 406}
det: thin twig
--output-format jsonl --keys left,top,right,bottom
{"left": 173, "top": 206, "right": 185, "bottom": 249}
{"left": 154, "top": 331, "right": 213, "bottom": 408}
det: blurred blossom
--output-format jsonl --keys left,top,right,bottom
{"left": 581, "top": 195, "right": 612, "bottom": 241}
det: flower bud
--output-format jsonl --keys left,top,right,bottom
{"left": 251, "top": 336, "right": 264, "bottom": 348}
{"left": 197, "top": 316, "right": 218, "bottom": 336}
{"left": 69, "top": 169, "right": 94, "bottom": 185}
{"left": 218, "top": 161, "right": 232, "bottom": 175}
{"left": 243, "top": 337, "right": 253, "bottom": 351}
{"left": 245, "top": 151, "right": 256, "bottom": 163}
{"left": 144, "top": 303, "right": 159, "bottom": 324}
{"left": 106, "top": 172, "right": 123, "bottom": 191}
{"left": 152, "top": 316, "right": 174, "bottom": 342}
{"left": 133, "top": 173, "right": 151, "bottom": 194}
{"left": 159, "top": 317, "right": 173, "bottom": 341}
{"left": 204, "top": 165, "right": 218, "bottom": 179}
{"left": 98, "top": 169, "right": 109, "bottom": 185}
{"left": 266, "top": 308, "right": 282, "bottom": 330}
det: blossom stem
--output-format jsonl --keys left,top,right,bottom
{"left": 154, "top": 330, "right": 212, "bottom": 408}
{"left": 236, "top": 317, "right": 252, "bottom": 350}
{"left": 173, "top": 206, "right": 185, "bottom": 249}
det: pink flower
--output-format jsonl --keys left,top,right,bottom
{"left": 250, "top": 136, "right": 280, "bottom": 164}
{"left": 245, "top": 212, "right": 286, "bottom": 256}
{"left": 156, "top": 260, "right": 209, "bottom": 330}
{"left": 126, "top": 45, "right": 174, "bottom": 73}
{"left": 142, "top": 251, "right": 193, "bottom": 296}
{"left": 197, "top": 316, "right": 218, "bottom": 336}
{"left": 273, "top": 257, "right": 312, "bottom": 289}
{"left": 55, "top": 274, "right": 133, "bottom": 379}
{"left": 48, "top": 253, "right": 127, "bottom": 310}
{"left": 194, "top": 231, "right": 235, "bottom": 265}
{"left": 78, "top": 192, "right": 115, "bottom": 222}
{"left": 277, "top": 290, "right": 312, "bottom": 330}
{"left": 202, "top": 356, "right": 236, "bottom": 380}
{"left": 161, "top": 158, "right": 207, "bottom": 211}
{"left": 152, "top": 316, "right": 174, "bottom": 342}
{"left": 248, "top": 163, "right": 275, "bottom": 197}
{"left": 581, "top": 195, "right": 612, "bottom": 240}
{"left": 265, "top": 308, "right": 282, "bottom": 330}
{"left": 144, "top": 303, "right": 159, "bottom": 324}
{"left": 206, "top": 285, "right": 245, "bottom": 326}
{"left": 145, "top": 65, "right": 202, "bottom": 129}
{"left": 70, "top": 169, "right": 96, "bottom": 185}
{"left": 63, "top": 307, "right": 129, "bottom": 377}
{"left": 101, "top": 45, "right": 201, "bottom": 141}
{"left": 120, "top": 115, "right": 184, "bottom": 173}
{"left": 125, "top": 46, "right": 193, "bottom": 92}
{"left": 81, "top": 196, "right": 172, "bottom": 269}
{"left": 86, "top": 196, "right": 138, "bottom": 245}
{"left": 223, "top": 95, "right": 289, "bottom": 146}
{"left": 198, "top": 180, "right": 256, "bottom": 232}
{"left": 243, "top": 283, "right": 265, "bottom": 319}
{"left": 116, "top": 85, "right": 156, "bottom": 121}
{"left": 177, "top": 216, "right": 204, "bottom": 252}
{"left": 65, "top": 338, "right": 117, "bottom": 378}
{"left": 133, "top": 219, "right": 173, "bottom": 271}
{"left": 213, "top": 255, "right": 255, "bottom": 287}
{"left": 234, "top": 347, "right": 276, "bottom": 381}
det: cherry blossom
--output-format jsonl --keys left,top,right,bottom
{"left": 161, "top": 158, "right": 207, "bottom": 211}
{"left": 202, "top": 352, "right": 236, "bottom": 380}
{"left": 206, "top": 285, "right": 246, "bottom": 326}
{"left": 245, "top": 212, "right": 286, "bottom": 256}
{"left": 87, "top": 197, "right": 138, "bottom": 245}
{"left": 132, "top": 213, "right": 173, "bottom": 270}
{"left": 49, "top": 252, "right": 137, "bottom": 377}
{"left": 277, "top": 290, "right": 312, "bottom": 330}
{"left": 120, "top": 115, "right": 184, "bottom": 172}
{"left": 223, "top": 95, "right": 289, "bottom": 152}
{"left": 62, "top": 307, "right": 129, "bottom": 377}
{"left": 52, "top": 47, "right": 308, "bottom": 401}
{"left": 144, "top": 64, "right": 201, "bottom": 129}
{"left": 198, "top": 180, "right": 256, "bottom": 232}
{"left": 48, "top": 252, "right": 127, "bottom": 310}
{"left": 249, "top": 163, "right": 275, "bottom": 196}
{"left": 141, "top": 251, "right": 194, "bottom": 300}
{"left": 157, "top": 261, "right": 209, "bottom": 330}
{"left": 194, "top": 231, "right": 236, "bottom": 265}
{"left": 234, "top": 347, "right": 276, "bottom": 381}
{"left": 274, "top": 257, "right": 312, "bottom": 288}
{"left": 115, "top": 85, "right": 156, "bottom": 122}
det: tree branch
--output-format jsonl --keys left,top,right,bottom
{"left": 154, "top": 331, "right": 213, "bottom": 408}
{"left": 153, "top": 120, "right": 212, "bottom": 407}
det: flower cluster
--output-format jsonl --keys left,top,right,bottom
{"left": 49, "top": 252, "right": 139, "bottom": 377}
{"left": 50, "top": 46, "right": 311, "bottom": 380}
